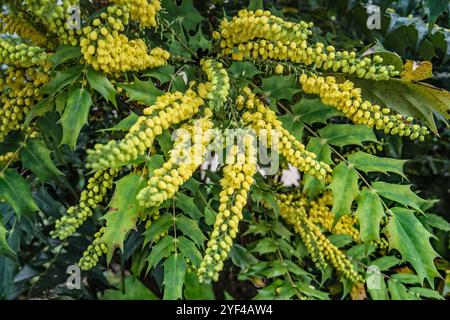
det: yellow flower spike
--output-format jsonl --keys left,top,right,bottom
{"left": 198, "top": 134, "right": 258, "bottom": 283}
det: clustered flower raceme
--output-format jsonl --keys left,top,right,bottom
{"left": 198, "top": 134, "right": 258, "bottom": 283}
{"left": 86, "top": 89, "right": 205, "bottom": 170}
{"left": 198, "top": 59, "right": 230, "bottom": 111}
{"left": 0, "top": 66, "right": 50, "bottom": 141}
{"left": 137, "top": 113, "right": 214, "bottom": 208}
{"left": 24, "top": 0, "right": 81, "bottom": 46}
{"left": 80, "top": 3, "right": 169, "bottom": 75}
{"left": 50, "top": 169, "right": 119, "bottom": 241}
{"left": 215, "top": 9, "right": 399, "bottom": 81}
{"left": 275, "top": 193, "right": 364, "bottom": 283}
{"left": 0, "top": 152, "right": 17, "bottom": 165}
{"left": 238, "top": 87, "right": 332, "bottom": 180}
{"left": 110, "top": 0, "right": 161, "bottom": 28}
{"left": 299, "top": 74, "right": 429, "bottom": 140}
{"left": 0, "top": 37, "right": 48, "bottom": 67}
{"left": 0, "top": 12, "right": 48, "bottom": 46}
{"left": 78, "top": 226, "right": 108, "bottom": 270}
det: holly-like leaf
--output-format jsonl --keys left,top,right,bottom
{"left": 143, "top": 214, "right": 172, "bottom": 246}
{"left": 48, "top": 45, "right": 81, "bottom": 69}
{"left": 163, "top": 254, "right": 187, "bottom": 300}
{"left": 0, "top": 169, "right": 39, "bottom": 216}
{"left": 40, "top": 65, "right": 83, "bottom": 96}
{"left": 118, "top": 77, "right": 163, "bottom": 106}
{"left": 177, "top": 236, "right": 202, "bottom": 268}
{"left": 385, "top": 207, "right": 441, "bottom": 286}
{"left": 355, "top": 188, "right": 385, "bottom": 242}
{"left": 279, "top": 114, "right": 304, "bottom": 141}
{"left": 147, "top": 236, "right": 174, "bottom": 269}
{"left": 261, "top": 75, "right": 300, "bottom": 102}
{"left": 426, "top": 0, "right": 449, "bottom": 30}
{"left": 0, "top": 222, "right": 15, "bottom": 260}
{"left": 24, "top": 98, "right": 54, "bottom": 126}
{"left": 143, "top": 65, "right": 175, "bottom": 84}
{"left": 348, "top": 151, "right": 407, "bottom": 178}
{"left": 372, "top": 182, "right": 429, "bottom": 213}
{"left": 60, "top": 87, "right": 93, "bottom": 149}
{"left": 174, "top": 194, "right": 202, "bottom": 220}
{"left": 291, "top": 98, "right": 344, "bottom": 125}
{"left": 352, "top": 77, "right": 450, "bottom": 132}
{"left": 303, "top": 137, "right": 332, "bottom": 198}
{"left": 328, "top": 163, "right": 360, "bottom": 221}
{"left": 423, "top": 213, "right": 450, "bottom": 232}
{"left": 319, "top": 124, "right": 378, "bottom": 147}
{"left": 248, "top": 0, "right": 264, "bottom": 10}
{"left": 99, "top": 112, "right": 139, "bottom": 132}
{"left": 228, "top": 61, "right": 262, "bottom": 79}
{"left": 99, "top": 174, "right": 146, "bottom": 263}
{"left": 176, "top": 215, "right": 206, "bottom": 247}
{"left": 161, "top": 0, "right": 203, "bottom": 32}
{"left": 387, "top": 279, "right": 416, "bottom": 300}
{"left": 20, "top": 138, "right": 62, "bottom": 182}
{"left": 86, "top": 68, "right": 117, "bottom": 107}
{"left": 189, "top": 27, "right": 211, "bottom": 52}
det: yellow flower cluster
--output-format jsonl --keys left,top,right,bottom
{"left": 0, "top": 67, "right": 49, "bottom": 141}
{"left": 299, "top": 74, "right": 429, "bottom": 140}
{"left": 215, "top": 10, "right": 398, "bottom": 80}
{"left": 214, "top": 9, "right": 312, "bottom": 48}
{"left": 198, "top": 59, "right": 230, "bottom": 110}
{"left": 239, "top": 87, "right": 332, "bottom": 179}
{"left": 0, "top": 13, "right": 48, "bottom": 46}
{"left": 0, "top": 37, "right": 48, "bottom": 67}
{"left": 0, "top": 152, "right": 17, "bottom": 165}
{"left": 110, "top": 0, "right": 161, "bottom": 28}
{"left": 80, "top": 4, "right": 169, "bottom": 75}
{"left": 198, "top": 134, "right": 257, "bottom": 283}
{"left": 86, "top": 89, "right": 204, "bottom": 170}
{"left": 78, "top": 227, "right": 108, "bottom": 270}
{"left": 137, "top": 113, "right": 214, "bottom": 208}
{"left": 276, "top": 195, "right": 363, "bottom": 283}
{"left": 50, "top": 169, "right": 118, "bottom": 240}
{"left": 24, "top": 0, "right": 81, "bottom": 46}
{"left": 306, "top": 192, "right": 360, "bottom": 241}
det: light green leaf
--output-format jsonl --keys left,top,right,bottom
{"left": 252, "top": 238, "right": 278, "bottom": 255}
{"left": 370, "top": 256, "right": 401, "bottom": 271}
{"left": 355, "top": 188, "right": 385, "bottom": 242}
{"left": 409, "top": 287, "right": 444, "bottom": 300}
{"left": 183, "top": 271, "right": 215, "bottom": 300}
{"left": 0, "top": 169, "right": 39, "bottom": 216}
{"left": 177, "top": 236, "right": 202, "bottom": 268}
{"left": 48, "top": 45, "right": 81, "bottom": 69}
{"left": 386, "top": 207, "right": 441, "bottom": 286}
{"left": 303, "top": 137, "right": 332, "bottom": 197}
{"left": 368, "top": 278, "right": 389, "bottom": 300}
{"left": 86, "top": 68, "right": 117, "bottom": 107}
{"left": 55, "top": 92, "right": 67, "bottom": 114}
{"left": 248, "top": 0, "right": 264, "bottom": 10}
{"left": 424, "top": 213, "right": 450, "bottom": 231}
{"left": 176, "top": 215, "right": 206, "bottom": 247}
{"left": 372, "top": 181, "right": 429, "bottom": 212}
{"left": 40, "top": 65, "right": 83, "bottom": 96}
{"left": 319, "top": 124, "right": 378, "bottom": 147}
{"left": 99, "top": 174, "right": 146, "bottom": 263}
{"left": 163, "top": 254, "right": 187, "bottom": 300}
{"left": 228, "top": 61, "right": 262, "bottom": 79}
{"left": 189, "top": 27, "right": 211, "bottom": 52}
{"left": 328, "top": 163, "right": 360, "bottom": 221}
{"left": 292, "top": 98, "right": 343, "bottom": 125}
{"left": 387, "top": 280, "right": 417, "bottom": 300}
{"left": 60, "top": 87, "right": 93, "bottom": 149}
{"left": 230, "top": 244, "right": 258, "bottom": 270}
{"left": 20, "top": 138, "right": 62, "bottom": 182}
{"left": 261, "top": 75, "right": 300, "bottom": 102}
{"left": 0, "top": 222, "right": 15, "bottom": 260}
{"left": 117, "top": 76, "right": 163, "bottom": 106}
{"left": 348, "top": 151, "right": 407, "bottom": 178}
{"left": 147, "top": 236, "right": 174, "bottom": 269}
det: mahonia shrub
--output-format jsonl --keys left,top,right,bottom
{"left": 0, "top": 0, "right": 449, "bottom": 300}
